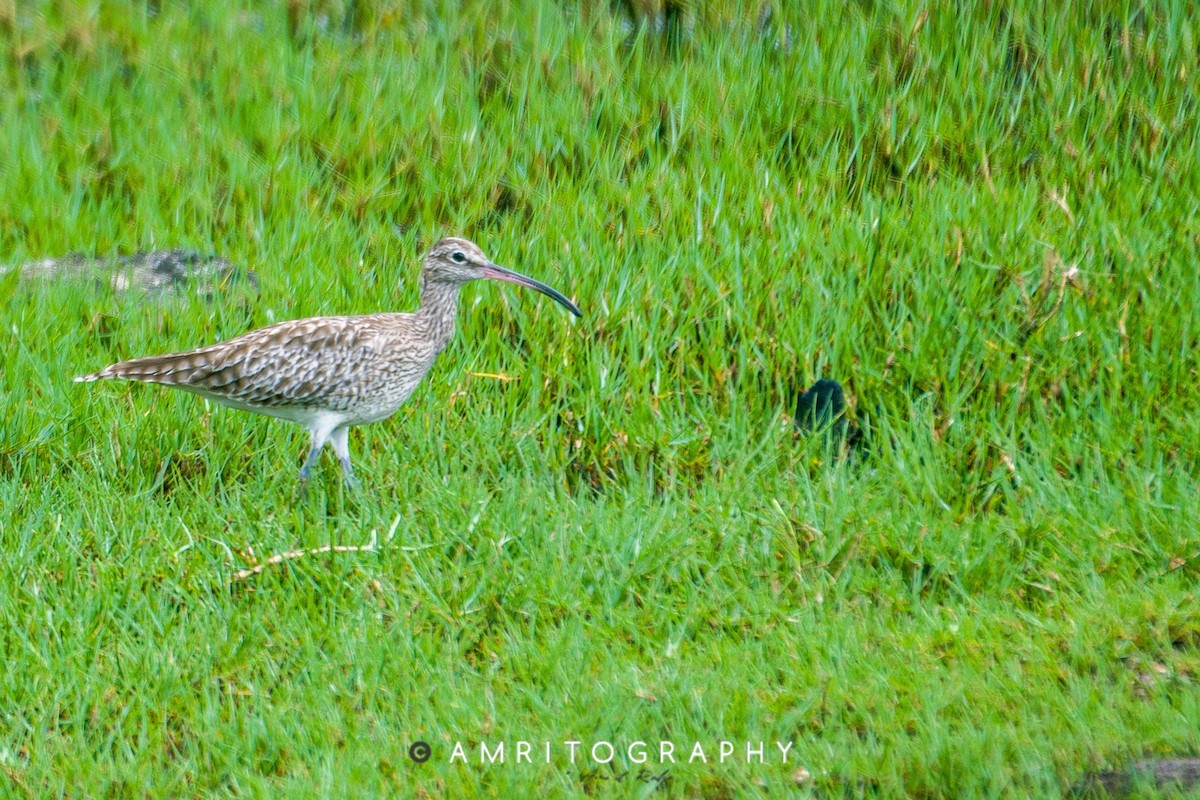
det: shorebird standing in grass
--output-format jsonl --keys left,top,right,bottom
{"left": 76, "top": 237, "right": 582, "bottom": 488}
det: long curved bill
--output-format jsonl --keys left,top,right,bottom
{"left": 481, "top": 263, "right": 582, "bottom": 317}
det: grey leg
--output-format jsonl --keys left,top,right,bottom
{"left": 298, "top": 427, "right": 333, "bottom": 494}
{"left": 298, "top": 444, "right": 324, "bottom": 483}
{"left": 329, "top": 426, "right": 359, "bottom": 489}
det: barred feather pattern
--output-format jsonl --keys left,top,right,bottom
{"left": 76, "top": 310, "right": 453, "bottom": 425}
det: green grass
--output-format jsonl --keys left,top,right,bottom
{"left": 2, "top": 1, "right": 1199, "bottom": 796}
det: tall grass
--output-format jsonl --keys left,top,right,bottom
{"left": 1, "top": 1, "right": 1198, "bottom": 796}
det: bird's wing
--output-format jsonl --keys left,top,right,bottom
{"left": 80, "top": 315, "right": 393, "bottom": 409}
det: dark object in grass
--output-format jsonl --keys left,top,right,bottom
{"left": 795, "top": 378, "right": 851, "bottom": 446}
{"left": 1073, "top": 758, "right": 1200, "bottom": 797}
{"left": 7, "top": 249, "right": 258, "bottom": 298}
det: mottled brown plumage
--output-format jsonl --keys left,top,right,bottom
{"left": 76, "top": 237, "right": 581, "bottom": 486}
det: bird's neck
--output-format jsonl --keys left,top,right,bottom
{"left": 418, "top": 275, "right": 462, "bottom": 349}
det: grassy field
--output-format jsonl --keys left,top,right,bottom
{"left": 2, "top": 1, "right": 1199, "bottom": 796}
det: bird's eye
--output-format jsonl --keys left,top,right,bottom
{"left": 451, "top": 251, "right": 467, "bottom": 264}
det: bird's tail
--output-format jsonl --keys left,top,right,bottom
{"left": 74, "top": 350, "right": 215, "bottom": 385}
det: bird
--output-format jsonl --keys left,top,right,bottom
{"left": 75, "top": 237, "right": 582, "bottom": 488}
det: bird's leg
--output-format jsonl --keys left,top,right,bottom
{"left": 330, "top": 426, "right": 360, "bottom": 490}
{"left": 299, "top": 444, "right": 324, "bottom": 482}
{"left": 297, "top": 444, "right": 324, "bottom": 498}
{"left": 298, "top": 427, "right": 334, "bottom": 496}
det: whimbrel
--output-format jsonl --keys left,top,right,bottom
{"left": 76, "top": 237, "right": 581, "bottom": 487}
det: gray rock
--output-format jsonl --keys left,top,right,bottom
{"left": 4, "top": 249, "right": 257, "bottom": 298}
{"left": 1073, "top": 758, "right": 1200, "bottom": 797}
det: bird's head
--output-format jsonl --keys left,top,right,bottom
{"left": 422, "top": 237, "right": 581, "bottom": 317}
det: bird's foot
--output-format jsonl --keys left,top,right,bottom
{"left": 339, "top": 458, "right": 360, "bottom": 491}
{"left": 298, "top": 445, "right": 322, "bottom": 497}
{"left": 297, "top": 461, "right": 313, "bottom": 499}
